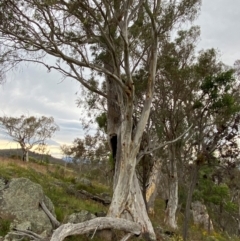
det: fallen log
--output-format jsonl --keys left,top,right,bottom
{"left": 50, "top": 217, "right": 141, "bottom": 241}
{"left": 78, "top": 189, "right": 111, "bottom": 205}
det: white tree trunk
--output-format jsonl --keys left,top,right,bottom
{"left": 146, "top": 159, "right": 162, "bottom": 215}
{"left": 165, "top": 160, "right": 178, "bottom": 229}
{"left": 107, "top": 118, "right": 156, "bottom": 240}
{"left": 26, "top": 150, "right": 29, "bottom": 162}
{"left": 108, "top": 171, "right": 156, "bottom": 240}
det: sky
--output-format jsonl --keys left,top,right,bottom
{"left": 0, "top": 0, "right": 240, "bottom": 159}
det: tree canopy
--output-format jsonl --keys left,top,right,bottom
{"left": 0, "top": 115, "right": 59, "bottom": 162}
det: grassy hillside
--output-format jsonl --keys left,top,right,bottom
{"left": 0, "top": 156, "right": 240, "bottom": 241}
{"left": 0, "top": 148, "right": 65, "bottom": 164}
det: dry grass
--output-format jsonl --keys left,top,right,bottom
{"left": 0, "top": 156, "right": 75, "bottom": 177}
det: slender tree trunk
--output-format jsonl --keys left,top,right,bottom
{"left": 146, "top": 159, "right": 162, "bottom": 215}
{"left": 164, "top": 170, "right": 178, "bottom": 229}
{"left": 165, "top": 148, "right": 178, "bottom": 230}
{"left": 21, "top": 148, "right": 28, "bottom": 162}
{"left": 183, "top": 164, "right": 199, "bottom": 241}
{"left": 26, "top": 150, "right": 29, "bottom": 162}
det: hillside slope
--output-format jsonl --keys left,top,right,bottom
{"left": 0, "top": 156, "right": 240, "bottom": 241}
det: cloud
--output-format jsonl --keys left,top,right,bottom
{"left": 1, "top": 1, "right": 240, "bottom": 158}
{"left": 0, "top": 62, "right": 87, "bottom": 157}
{"left": 196, "top": 0, "right": 240, "bottom": 65}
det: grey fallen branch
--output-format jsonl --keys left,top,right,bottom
{"left": 120, "top": 233, "right": 134, "bottom": 241}
{"left": 39, "top": 200, "right": 61, "bottom": 228}
{"left": 78, "top": 189, "right": 111, "bottom": 205}
{"left": 11, "top": 228, "right": 46, "bottom": 240}
{"left": 50, "top": 217, "right": 141, "bottom": 241}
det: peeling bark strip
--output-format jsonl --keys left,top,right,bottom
{"left": 50, "top": 217, "right": 141, "bottom": 241}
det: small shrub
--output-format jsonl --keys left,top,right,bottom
{"left": 9, "top": 154, "right": 22, "bottom": 160}
{"left": 0, "top": 219, "right": 11, "bottom": 236}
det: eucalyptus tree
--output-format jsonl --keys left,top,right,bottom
{"left": 143, "top": 26, "right": 200, "bottom": 229}
{"left": 0, "top": 115, "right": 59, "bottom": 162}
{"left": 0, "top": 0, "right": 201, "bottom": 239}
{"left": 182, "top": 49, "right": 240, "bottom": 240}
{"left": 143, "top": 29, "right": 240, "bottom": 233}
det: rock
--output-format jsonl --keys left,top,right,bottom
{"left": 0, "top": 179, "right": 6, "bottom": 191}
{"left": 76, "top": 177, "right": 92, "bottom": 187}
{"left": 191, "top": 201, "right": 214, "bottom": 231}
{"left": 3, "top": 233, "right": 24, "bottom": 241}
{"left": 100, "top": 193, "right": 111, "bottom": 204}
{"left": 0, "top": 178, "right": 56, "bottom": 236}
{"left": 65, "top": 210, "right": 96, "bottom": 223}
{"left": 95, "top": 211, "right": 106, "bottom": 217}
{"left": 66, "top": 184, "right": 77, "bottom": 196}
{"left": 10, "top": 221, "right": 31, "bottom": 231}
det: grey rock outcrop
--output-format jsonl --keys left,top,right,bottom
{"left": 76, "top": 177, "right": 92, "bottom": 187}
{"left": 65, "top": 210, "right": 96, "bottom": 224}
{"left": 0, "top": 178, "right": 56, "bottom": 237}
{"left": 192, "top": 201, "right": 214, "bottom": 231}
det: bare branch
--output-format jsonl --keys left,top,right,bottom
{"left": 50, "top": 217, "right": 141, "bottom": 241}
{"left": 40, "top": 201, "right": 61, "bottom": 228}
{"left": 11, "top": 229, "right": 46, "bottom": 241}
{"left": 120, "top": 233, "right": 134, "bottom": 241}
{"left": 137, "top": 124, "right": 193, "bottom": 162}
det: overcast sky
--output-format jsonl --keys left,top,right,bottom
{"left": 0, "top": 0, "right": 240, "bottom": 158}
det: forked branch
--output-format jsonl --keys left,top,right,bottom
{"left": 50, "top": 217, "right": 141, "bottom": 241}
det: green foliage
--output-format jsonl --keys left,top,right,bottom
{"left": 193, "top": 100, "right": 204, "bottom": 109}
{"left": 95, "top": 113, "right": 107, "bottom": 133}
{"left": 200, "top": 69, "right": 240, "bottom": 117}
{"left": 0, "top": 219, "right": 11, "bottom": 236}
{"left": 193, "top": 166, "right": 237, "bottom": 214}
{"left": 108, "top": 153, "right": 114, "bottom": 170}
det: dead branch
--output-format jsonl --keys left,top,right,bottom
{"left": 50, "top": 217, "right": 141, "bottom": 241}
{"left": 11, "top": 228, "right": 46, "bottom": 240}
{"left": 120, "top": 233, "right": 134, "bottom": 241}
{"left": 40, "top": 201, "right": 61, "bottom": 228}
{"left": 78, "top": 189, "right": 111, "bottom": 205}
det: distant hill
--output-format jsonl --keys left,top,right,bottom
{"left": 0, "top": 148, "right": 65, "bottom": 165}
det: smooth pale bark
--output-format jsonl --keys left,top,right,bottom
{"left": 26, "top": 150, "right": 29, "bottom": 162}
{"left": 183, "top": 164, "right": 199, "bottom": 241}
{"left": 104, "top": 5, "right": 159, "bottom": 238}
{"left": 39, "top": 201, "right": 61, "bottom": 228}
{"left": 165, "top": 159, "right": 178, "bottom": 229}
{"left": 107, "top": 126, "right": 156, "bottom": 240}
{"left": 21, "top": 148, "right": 29, "bottom": 162}
{"left": 50, "top": 217, "right": 141, "bottom": 241}
{"left": 146, "top": 159, "right": 162, "bottom": 215}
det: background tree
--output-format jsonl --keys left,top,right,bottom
{"left": 182, "top": 49, "right": 240, "bottom": 240}
{"left": 0, "top": 115, "right": 59, "bottom": 162}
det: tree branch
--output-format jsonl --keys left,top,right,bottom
{"left": 50, "top": 217, "right": 141, "bottom": 241}
{"left": 39, "top": 201, "right": 61, "bottom": 228}
{"left": 11, "top": 228, "right": 46, "bottom": 241}
{"left": 137, "top": 124, "right": 193, "bottom": 162}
